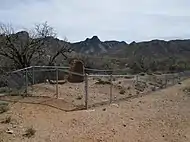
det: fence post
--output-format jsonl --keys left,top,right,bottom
{"left": 32, "top": 66, "right": 35, "bottom": 85}
{"left": 56, "top": 67, "right": 59, "bottom": 98}
{"left": 165, "top": 75, "right": 167, "bottom": 88}
{"left": 25, "top": 69, "right": 28, "bottom": 95}
{"left": 136, "top": 74, "right": 139, "bottom": 83}
{"left": 172, "top": 75, "right": 175, "bottom": 85}
{"left": 110, "top": 74, "right": 113, "bottom": 104}
{"left": 84, "top": 73, "right": 88, "bottom": 109}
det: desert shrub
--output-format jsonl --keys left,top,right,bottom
{"left": 0, "top": 87, "right": 10, "bottom": 94}
{"left": 183, "top": 87, "right": 190, "bottom": 95}
{"left": 119, "top": 89, "right": 126, "bottom": 95}
{"left": 124, "top": 76, "right": 134, "bottom": 79}
{"left": 0, "top": 103, "right": 9, "bottom": 114}
{"left": 151, "top": 87, "right": 156, "bottom": 91}
{"left": 95, "top": 78, "right": 111, "bottom": 85}
{"left": 129, "top": 93, "right": 132, "bottom": 96}
{"left": 127, "top": 86, "right": 131, "bottom": 90}
{"left": 23, "top": 127, "right": 36, "bottom": 138}
{"left": 139, "top": 73, "right": 145, "bottom": 76}
{"left": 135, "top": 81, "right": 148, "bottom": 92}
{"left": 116, "top": 85, "right": 123, "bottom": 90}
{"left": 76, "top": 95, "right": 83, "bottom": 100}
{"left": 148, "top": 82, "right": 155, "bottom": 86}
{"left": 136, "top": 91, "right": 140, "bottom": 95}
{"left": 1, "top": 116, "right": 11, "bottom": 124}
{"left": 154, "top": 72, "right": 162, "bottom": 75}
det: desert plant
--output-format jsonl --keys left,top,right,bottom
{"left": 0, "top": 104, "right": 9, "bottom": 114}
{"left": 119, "top": 89, "right": 126, "bottom": 95}
{"left": 23, "top": 127, "right": 36, "bottom": 138}
{"left": 136, "top": 91, "right": 140, "bottom": 95}
{"left": 1, "top": 116, "right": 11, "bottom": 124}
{"left": 95, "top": 78, "right": 111, "bottom": 85}
{"left": 139, "top": 73, "right": 145, "bottom": 76}
{"left": 0, "top": 22, "right": 71, "bottom": 69}
{"left": 76, "top": 95, "right": 83, "bottom": 100}
{"left": 124, "top": 76, "right": 134, "bottom": 79}
{"left": 151, "top": 87, "right": 156, "bottom": 92}
{"left": 0, "top": 87, "right": 10, "bottom": 94}
{"left": 183, "top": 87, "right": 190, "bottom": 95}
{"left": 127, "top": 86, "right": 131, "bottom": 90}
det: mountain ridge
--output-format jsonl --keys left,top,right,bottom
{"left": 1, "top": 31, "right": 190, "bottom": 59}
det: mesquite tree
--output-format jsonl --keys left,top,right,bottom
{"left": 0, "top": 22, "right": 72, "bottom": 69}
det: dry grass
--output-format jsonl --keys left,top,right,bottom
{"left": 23, "top": 127, "right": 36, "bottom": 138}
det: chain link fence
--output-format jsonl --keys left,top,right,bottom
{"left": 1, "top": 66, "right": 190, "bottom": 110}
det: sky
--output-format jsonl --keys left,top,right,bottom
{"left": 0, "top": 0, "right": 190, "bottom": 43}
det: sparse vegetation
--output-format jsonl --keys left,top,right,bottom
{"left": 139, "top": 73, "right": 145, "bottom": 76}
{"left": 0, "top": 104, "right": 9, "bottom": 114}
{"left": 135, "top": 81, "right": 148, "bottom": 92}
{"left": 1, "top": 116, "right": 11, "bottom": 124}
{"left": 119, "top": 89, "right": 126, "bottom": 95}
{"left": 95, "top": 78, "right": 111, "bottom": 85}
{"left": 23, "top": 127, "right": 36, "bottom": 138}
{"left": 183, "top": 87, "right": 190, "bottom": 95}
{"left": 124, "top": 76, "right": 134, "bottom": 79}
{"left": 0, "top": 21, "right": 71, "bottom": 70}
{"left": 127, "top": 86, "right": 131, "bottom": 90}
{"left": 151, "top": 87, "right": 156, "bottom": 92}
{"left": 0, "top": 87, "right": 10, "bottom": 94}
{"left": 76, "top": 95, "right": 83, "bottom": 100}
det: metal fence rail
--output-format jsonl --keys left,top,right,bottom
{"left": 1, "top": 66, "right": 190, "bottom": 110}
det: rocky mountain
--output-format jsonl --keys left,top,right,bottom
{"left": 71, "top": 36, "right": 190, "bottom": 61}
{"left": 2, "top": 31, "right": 190, "bottom": 61}
{"left": 1, "top": 31, "right": 190, "bottom": 73}
{"left": 72, "top": 36, "right": 127, "bottom": 54}
{"left": 120, "top": 39, "right": 190, "bottom": 59}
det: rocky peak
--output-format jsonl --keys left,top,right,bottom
{"left": 90, "top": 36, "right": 101, "bottom": 43}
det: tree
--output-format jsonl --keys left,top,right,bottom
{"left": 0, "top": 22, "right": 72, "bottom": 69}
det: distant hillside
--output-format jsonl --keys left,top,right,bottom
{"left": 72, "top": 36, "right": 127, "bottom": 55}
{"left": 1, "top": 31, "right": 190, "bottom": 72}
{"left": 2, "top": 31, "right": 190, "bottom": 59}
{"left": 121, "top": 39, "right": 190, "bottom": 59}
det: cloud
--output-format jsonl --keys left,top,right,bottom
{"left": 0, "top": 0, "right": 190, "bottom": 43}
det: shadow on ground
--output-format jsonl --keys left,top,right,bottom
{"left": 0, "top": 95, "right": 86, "bottom": 112}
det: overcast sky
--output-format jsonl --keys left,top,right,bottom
{"left": 0, "top": 0, "right": 190, "bottom": 43}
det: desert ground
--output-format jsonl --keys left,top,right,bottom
{"left": 0, "top": 77, "right": 190, "bottom": 142}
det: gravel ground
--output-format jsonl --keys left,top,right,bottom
{"left": 0, "top": 79, "right": 190, "bottom": 142}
